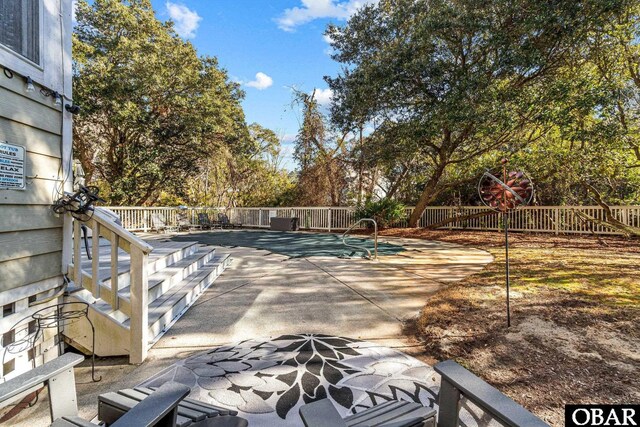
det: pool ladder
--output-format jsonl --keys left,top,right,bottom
{"left": 342, "top": 218, "right": 378, "bottom": 260}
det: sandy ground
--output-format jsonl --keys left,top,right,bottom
{"left": 384, "top": 229, "right": 640, "bottom": 427}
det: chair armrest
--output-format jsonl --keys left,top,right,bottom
{"left": 434, "top": 360, "right": 549, "bottom": 427}
{"left": 0, "top": 353, "right": 84, "bottom": 405}
{"left": 111, "top": 382, "right": 190, "bottom": 427}
{"left": 299, "top": 399, "right": 348, "bottom": 427}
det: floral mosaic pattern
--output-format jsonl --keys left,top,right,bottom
{"left": 141, "top": 334, "right": 488, "bottom": 426}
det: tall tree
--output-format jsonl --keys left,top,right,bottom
{"left": 292, "top": 89, "right": 349, "bottom": 206}
{"left": 73, "top": 0, "right": 247, "bottom": 205}
{"left": 183, "top": 123, "right": 295, "bottom": 207}
{"left": 327, "top": 0, "right": 625, "bottom": 226}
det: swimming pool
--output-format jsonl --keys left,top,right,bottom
{"left": 171, "top": 230, "right": 405, "bottom": 258}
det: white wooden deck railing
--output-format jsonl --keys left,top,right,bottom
{"left": 106, "top": 207, "right": 214, "bottom": 232}
{"left": 69, "top": 208, "right": 154, "bottom": 364}
{"left": 104, "top": 205, "right": 640, "bottom": 235}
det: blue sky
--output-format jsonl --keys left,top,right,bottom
{"left": 145, "top": 0, "right": 378, "bottom": 170}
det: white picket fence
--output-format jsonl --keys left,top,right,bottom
{"left": 105, "top": 205, "right": 639, "bottom": 235}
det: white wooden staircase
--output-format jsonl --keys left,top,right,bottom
{"left": 62, "top": 209, "right": 230, "bottom": 363}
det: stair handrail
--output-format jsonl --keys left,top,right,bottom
{"left": 70, "top": 207, "right": 153, "bottom": 364}
{"left": 92, "top": 208, "right": 154, "bottom": 254}
{"left": 342, "top": 218, "right": 378, "bottom": 259}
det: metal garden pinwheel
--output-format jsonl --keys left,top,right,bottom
{"left": 478, "top": 159, "right": 534, "bottom": 326}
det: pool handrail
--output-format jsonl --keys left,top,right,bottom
{"left": 342, "top": 218, "right": 378, "bottom": 260}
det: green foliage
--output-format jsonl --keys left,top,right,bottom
{"left": 73, "top": 0, "right": 247, "bottom": 205}
{"left": 325, "top": 0, "right": 634, "bottom": 224}
{"left": 291, "top": 89, "right": 348, "bottom": 206}
{"left": 181, "top": 122, "right": 295, "bottom": 207}
{"left": 72, "top": 0, "right": 292, "bottom": 207}
{"left": 355, "top": 198, "right": 407, "bottom": 228}
{"left": 156, "top": 191, "right": 186, "bottom": 207}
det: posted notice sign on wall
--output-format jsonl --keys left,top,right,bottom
{"left": 0, "top": 141, "right": 26, "bottom": 190}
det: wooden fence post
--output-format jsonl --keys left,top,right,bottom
{"left": 449, "top": 207, "right": 454, "bottom": 231}
{"left": 328, "top": 208, "right": 332, "bottom": 232}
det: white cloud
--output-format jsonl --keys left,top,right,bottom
{"left": 277, "top": 0, "right": 379, "bottom": 32}
{"left": 246, "top": 72, "right": 274, "bottom": 90}
{"left": 313, "top": 88, "right": 333, "bottom": 106}
{"left": 281, "top": 133, "right": 297, "bottom": 144}
{"left": 323, "top": 33, "right": 336, "bottom": 56}
{"left": 166, "top": 2, "right": 202, "bottom": 39}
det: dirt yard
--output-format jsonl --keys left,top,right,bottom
{"left": 381, "top": 229, "right": 640, "bottom": 427}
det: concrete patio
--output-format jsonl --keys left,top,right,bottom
{"left": 9, "top": 231, "right": 492, "bottom": 426}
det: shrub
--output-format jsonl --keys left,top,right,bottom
{"left": 354, "top": 198, "right": 407, "bottom": 228}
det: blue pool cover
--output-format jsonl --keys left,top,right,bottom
{"left": 171, "top": 230, "right": 405, "bottom": 258}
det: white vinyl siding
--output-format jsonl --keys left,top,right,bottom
{"left": 0, "top": 0, "right": 72, "bottom": 381}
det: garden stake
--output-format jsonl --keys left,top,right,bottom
{"left": 478, "top": 158, "right": 533, "bottom": 328}
{"left": 502, "top": 163, "right": 511, "bottom": 327}
{"left": 504, "top": 211, "right": 510, "bottom": 327}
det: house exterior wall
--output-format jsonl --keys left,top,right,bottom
{"left": 0, "top": 0, "right": 73, "bottom": 380}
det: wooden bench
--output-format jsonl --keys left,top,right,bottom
{"left": 0, "top": 352, "right": 84, "bottom": 423}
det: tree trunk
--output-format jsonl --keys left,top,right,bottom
{"left": 408, "top": 163, "right": 446, "bottom": 227}
{"left": 386, "top": 165, "right": 408, "bottom": 199}
{"left": 356, "top": 126, "right": 364, "bottom": 205}
{"left": 425, "top": 210, "right": 496, "bottom": 229}
{"left": 580, "top": 182, "right": 640, "bottom": 237}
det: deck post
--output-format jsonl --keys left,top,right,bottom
{"left": 328, "top": 208, "right": 332, "bottom": 232}
{"left": 110, "top": 235, "right": 120, "bottom": 309}
{"left": 91, "top": 221, "right": 101, "bottom": 298}
{"left": 129, "top": 247, "right": 149, "bottom": 364}
{"left": 73, "top": 220, "right": 82, "bottom": 287}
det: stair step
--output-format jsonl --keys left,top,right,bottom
{"left": 72, "top": 241, "right": 199, "bottom": 289}
{"left": 148, "top": 247, "right": 215, "bottom": 289}
{"left": 119, "top": 247, "right": 215, "bottom": 300}
{"left": 65, "top": 250, "right": 231, "bottom": 359}
{"left": 146, "top": 242, "right": 200, "bottom": 276}
{"left": 149, "top": 254, "right": 229, "bottom": 344}
{"left": 121, "top": 254, "right": 230, "bottom": 339}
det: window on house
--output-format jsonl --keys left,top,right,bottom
{"left": 2, "top": 329, "right": 14, "bottom": 347}
{"left": 2, "top": 303, "right": 14, "bottom": 318}
{"left": 0, "top": 0, "right": 40, "bottom": 64}
{"left": 2, "top": 359, "right": 15, "bottom": 376}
